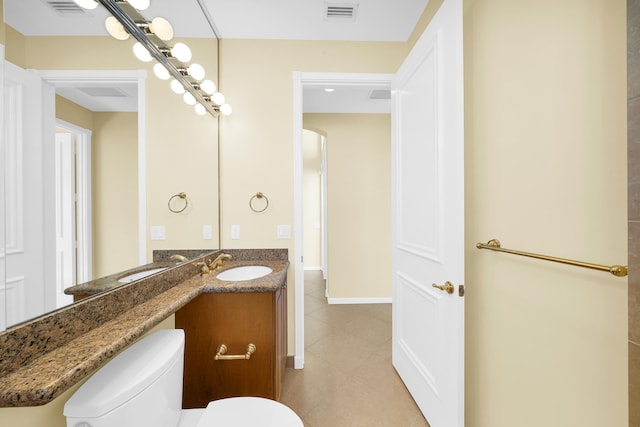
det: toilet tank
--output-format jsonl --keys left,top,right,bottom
{"left": 64, "top": 329, "right": 185, "bottom": 427}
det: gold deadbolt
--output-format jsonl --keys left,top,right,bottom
{"left": 432, "top": 281, "right": 455, "bottom": 294}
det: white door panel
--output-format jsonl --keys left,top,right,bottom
{"left": 391, "top": 0, "right": 464, "bottom": 425}
{"left": 55, "top": 132, "right": 75, "bottom": 308}
{"left": 4, "top": 61, "right": 55, "bottom": 326}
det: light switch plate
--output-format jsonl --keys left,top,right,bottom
{"left": 203, "top": 225, "right": 213, "bottom": 240}
{"left": 231, "top": 225, "right": 241, "bottom": 240}
{"left": 277, "top": 225, "right": 291, "bottom": 239}
{"left": 150, "top": 225, "right": 166, "bottom": 241}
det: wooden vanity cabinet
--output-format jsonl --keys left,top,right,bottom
{"left": 176, "top": 287, "right": 287, "bottom": 408}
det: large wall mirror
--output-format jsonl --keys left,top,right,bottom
{"left": 1, "top": 0, "right": 221, "bottom": 331}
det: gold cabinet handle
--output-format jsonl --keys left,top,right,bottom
{"left": 215, "top": 343, "right": 257, "bottom": 360}
{"left": 432, "top": 281, "right": 455, "bottom": 294}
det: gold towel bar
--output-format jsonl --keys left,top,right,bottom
{"left": 476, "top": 239, "right": 628, "bottom": 278}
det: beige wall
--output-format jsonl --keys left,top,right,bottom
{"left": 5, "top": 24, "right": 25, "bottom": 67}
{"left": 302, "top": 129, "right": 323, "bottom": 269}
{"left": 56, "top": 95, "right": 94, "bottom": 130}
{"left": 463, "top": 0, "right": 628, "bottom": 425}
{"left": 56, "top": 97, "right": 139, "bottom": 278}
{"left": 304, "top": 114, "right": 392, "bottom": 299}
{"left": 92, "top": 112, "right": 139, "bottom": 277}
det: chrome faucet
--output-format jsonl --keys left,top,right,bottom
{"left": 170, "top": 254, "right": 188, "bottom": 263}
{"left": 209, "top": 253, "right": 232, "bottom": 270}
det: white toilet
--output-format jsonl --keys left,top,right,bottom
{"left": 64, "top": 329, "right": 303, "bottom": 427}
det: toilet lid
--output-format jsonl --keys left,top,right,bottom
{"left": 196, "top": 397, "right": 303, "bottom": 427}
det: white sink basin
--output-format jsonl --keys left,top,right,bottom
{"left": 216, "top": 266, "right": 273, "bottom": 281}
{"left": 117, "top": 267, "right": 168, "bottom": 283}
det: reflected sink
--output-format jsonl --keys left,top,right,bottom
{"left": 117, "top": 267, "right": 168, "bottom": 283}
{"left": 216, "top": 266, "right": 273, "bottom": 281}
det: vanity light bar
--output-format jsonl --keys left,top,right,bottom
{"left": 96, "top": 0, "right": 221, "bottom": 117}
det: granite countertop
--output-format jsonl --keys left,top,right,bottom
{"left": 64, "top": 250, "right": 212, "bottom": 295}
{"left": 0, "top": 249, "right": 289, "bottom": 407}
{"left": 63, "top": 261, "right": 181, "bottom": 295}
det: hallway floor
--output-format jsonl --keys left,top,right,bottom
{"left": 279, "top": 270, "right": 430, "bottom": 427}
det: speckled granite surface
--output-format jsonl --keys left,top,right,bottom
{"left": 0, "top": 249, "right": 288, "bottom": 407}
{"left": 64, "top": 250, "right": 208, "bottom": 296}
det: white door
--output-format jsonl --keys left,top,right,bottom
{"left": 54, "top": 132, "right": 75, "bottom": 308}
{"left": 391, "top": 0, "right": 464, "bottom": 426}
{"left": 3, "top": 61, "right": 56, "bottom": 326}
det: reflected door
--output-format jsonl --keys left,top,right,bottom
{"left": 4, "top": 61, "right": 55, "bottom": 326}
{"left": 54, "top": 132, "right": 75, "bottom": 308}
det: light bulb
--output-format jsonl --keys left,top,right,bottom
{"left": 149, "top": 17, "right": 174, "bottom": 41}
{"left": 219, "top": 104, "right": 233, "bottom": 116}
{"left": 183, "top": 92, "right": 196, "bottom": 106}
{"left": 211, "top": 92, "right": 225, "bottom": 105}
{"left": 133, "top": 42, "right": 153, "bottom": 62}
{"left": 153, "top": 64, "right": 170, "bottom": 80}
{"left": 170, "top": 79, "right": 185, "bottom": 94}
{"left": 200, "top": 80, "right": 216, "bottom": 95}
{"left": 171, "top": 43, "right": 192, "bottom": 62}
{"left": 126, "top": 0, "right": 150, "bottom": 10}
{"left": 74, "top": 0, "right": 98, "bottom": 9}
{"left": 195, "top": 104, "right": 207, "bottom": 116}
{"left": 187, "top": 63, "right": 205, "bottom": 81}
{"left": 105, "top": 17, "right": 130, "bottom": 40}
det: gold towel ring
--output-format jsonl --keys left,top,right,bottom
{"left": 168, "top": 192, "right": 188, "bottom": 213}
{"left": 249, "top": 192, "right": 269, "bottom": 213}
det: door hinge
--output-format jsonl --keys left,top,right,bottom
{"left": 458, "top": 284, "right": 465, "bottom": 297}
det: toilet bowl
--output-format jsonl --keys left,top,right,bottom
{"left": 64, "top": 329, "right": 303, "bottom": 427}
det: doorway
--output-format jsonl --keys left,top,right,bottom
{"left": 302, "top": 129, "right": 327, "bottom": 288}
{"left": 38, "top": 70, "right": 148, "bottom": 267}
{"left": 53, "top": 120, "right": 94, "bottom": 306}
{"left": 293, "top": 72, "right": 394, "bottom": 368}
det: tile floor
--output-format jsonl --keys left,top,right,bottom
{"left": 279, "top": 270, "right": 430, "bottom": 427}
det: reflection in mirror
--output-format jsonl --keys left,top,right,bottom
{"left": 0, "top": 42, "right": 5, "bottom": 330}
{"left": 1, "top": 0, "right": 220, "bottom": 331}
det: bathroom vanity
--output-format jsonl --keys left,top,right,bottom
{"left": 176, "top": 284, "right": 287, "bottom": 407}
{"left": 0, "top": 249, "right": 289, "bottom": 408}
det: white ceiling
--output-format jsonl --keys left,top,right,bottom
{"left": 3, "top": 0, "right": 424, "bottom": 112}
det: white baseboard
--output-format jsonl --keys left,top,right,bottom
{"left": 294, "top": 354, "right": 304, "bottom": 369}
{"left": 327, "top": 297, "right": 392, "bottom": 305}
{"left": 304, "top": 266, "right": 323, "bottom": 271}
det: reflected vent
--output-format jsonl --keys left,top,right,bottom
{"left": 325, "top": 2, "right": 358, "bottom": 21}
{"left": 78, "top": 87, "right": 128, "bottom": 97}
{"left": 41, "top": 0, "right": 90, "bottom": 15}
{"left": 368, "top": 89, "right": 391, "bottom": 100}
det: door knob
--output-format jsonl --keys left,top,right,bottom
{"left": 432, "top": 281, "right": 454, "bottom": 294}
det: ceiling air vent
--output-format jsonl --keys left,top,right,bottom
{"left": 41, "top": 0, "right": 90, "bottom": 15}
{"left": 368, "top": 89, "right": 391, "bottom": 100}
{"left": 325, "top": 2, "right": 359, "bottom": 21}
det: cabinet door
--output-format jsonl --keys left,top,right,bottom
{"left": 177, "top": 292, "right": 276, "bottom": 408}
